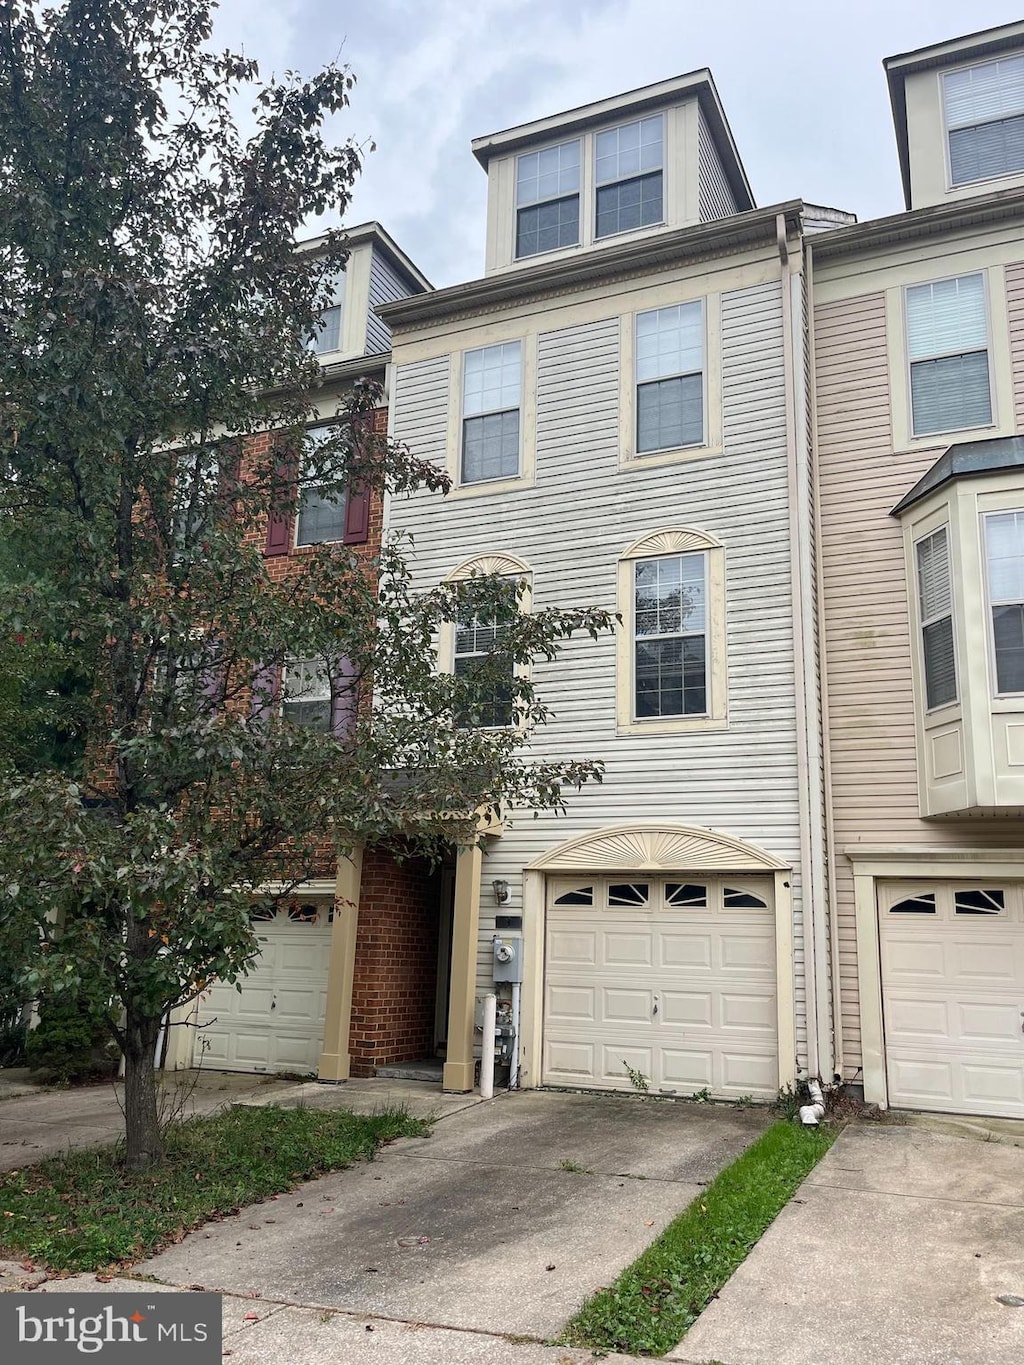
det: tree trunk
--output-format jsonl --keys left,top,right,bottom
{"left": 123, "top": 1015, "right": 163, "bottom": 1172}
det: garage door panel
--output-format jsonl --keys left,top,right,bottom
{"left": 604, "top": 933, "right": 653, "bottom": 968}
{"left": 879, "top": 880, "right": 1024, "bottom": 1118}
{"left": 883, "top": 996, "right": 951, "bottom": 1040}
{"left": 720, "top": 992, "right": 777, "bottom": 1032}
{"left": 660, "top": 990, "right": 713, "bottom": 1027}
{"left": 958, "top": 1000, "right": 1021, "bottom": 1043}
{"left": 961, "top": 1061, "right": 1024, "bottom": 1107}
{"left": 544, "top": 874, "right": 779, "bottom": 1100}
{"left": 194, "top": 912, "right": 332, "bottom": 1075}
{"left": 660, "top": 1049, "right": 714, "bottom": 1089}
{"left": 720, "top": 934, "right": 775, "bottom": 973}
{"left": 548, "top": 931, "right": 597, "bottom": 968}
{"left": 602, "top": 988, "right": 653, "bottom": 1024}
{"left": 661, "top": 934, "right": 712, "bottom": 970}
{"left": 543, "top": 1040, "right": 595, "bottom": 1082}
{"left": 721, "top": 1051, "right": 778, "bottom": 1092}
{"left": 546, "top": 984, "right": 595, "bottom": 1023}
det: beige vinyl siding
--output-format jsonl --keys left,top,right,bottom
{"left": 390, "top": 274, "right": 813, "bottom": 1072}
{"left": 697, "top": 109, "right": 738, "bottom": 223}
{"left": 1008, "top": 260, "right": 1024, "bottom": 431}
{"left": 815, "top": 285, "right": 1024, "bottom": 1081}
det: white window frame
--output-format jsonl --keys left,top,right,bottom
{"left": 982, "top": 508, "right": 1024, "bottom": 698}
{"left": 634, "top": 301, "right": 706, "bottom": 455}
{"left": 281, "top": 657, "right": 332, "bottom": 730}
{"left": 903, "top": 272, "right": 994, "bottom": 439}
{"left": 631, "top": 551, "right": 709, "bottom": 721}
{"left": 459, "top": 341, "right": 523, "bottom": 487}
{"left": 295, "top": 426, "right": 347, "bottom": 547}
{"left": 594, "top": 113, "right": 665, "bottom": 241}
{"left": 941, "top": 55, "right": 1024, "bottom": 190}
{"left": 616, "top": 528, "right": 727, "bottom": 735}
{"left": 514, "top": 138, "right": 581, "bottom": 260}
{"left": 914, "top": 525, "right": 958, "bottom": 712}
{"left": 311, "top": 271, "right": 346, "bottom": 357}
{"left": 441, "top": 554, "right": 533, "bottom": 731}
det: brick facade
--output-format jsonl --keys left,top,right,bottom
{"left": 348, "top": 849, "right": 442, "bottom": 1076}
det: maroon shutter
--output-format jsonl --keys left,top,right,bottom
{"left": 264, "top": 448, "right": 297, "bottom": 557}
{"left": 342, "top": 485, "right": 369, "bottom": 544}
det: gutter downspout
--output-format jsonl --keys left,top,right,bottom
{"left": 806, "top": 239, "right": 844, "bottom": 1083}
{"left": 777, "top": 212, "right": 822, "bottom": 1085}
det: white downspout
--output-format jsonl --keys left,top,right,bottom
{"left": 778, "top": 212, "right": 821, "bottom": 1085}
{"left": 800, "top": 1077, "right": 826, "bottom": 1126}
{"left": 806, "top": 238, "right": 844, "bottom": 1083}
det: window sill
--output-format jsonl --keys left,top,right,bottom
{"left": 616, "top": 715, "right": 728, "bottom": 736}
{"left": 619, "top": 443, "right": 722, "bottom": 472}
{"left": 894, "top": 420, "right": 1009, "bottom": 457}
{"left": 450, "top": 474, "right": 533, "bottom": 499}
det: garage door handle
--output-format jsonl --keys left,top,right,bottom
{"left": 271, "top": 997, "right": 277, "bottom": 1011}
{"left": 653, "top": 1000, "right": 658, "bottom": 1016}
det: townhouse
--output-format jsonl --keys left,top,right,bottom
{"left": 186, "top": 21, "right": 1024, "bottom": 1125}
{"left": 811, "top": 22, "right": 1024, "bottom": 1118}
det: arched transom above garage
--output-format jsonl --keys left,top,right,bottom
{"left": 527, "top": 823, "right": 788, "bottom": 874}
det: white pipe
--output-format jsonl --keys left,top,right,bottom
{"left": 800, "top": 1077, "right": 826, "bottom": 1126}
{"left": 510, "top": 981, "right": 521, "bottom": 1089}
{"left": 479, "top": 993, "right": 496, "bottom": 1100}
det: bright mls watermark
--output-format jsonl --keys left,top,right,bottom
{"left": 1, "top": 1293, "right": 221, "bottom": 1361}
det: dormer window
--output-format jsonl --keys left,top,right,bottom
{"left": 312, "top": 272, "right": 346, "bottom": 355}
{"left": 943, "top": 55, "right": 1024, "bottom": 188}
{"left": 595, "top": 114, "right": 664, "bottom": 239}
{"left": 515, "top": 140, "right": 581, "bottom": 259}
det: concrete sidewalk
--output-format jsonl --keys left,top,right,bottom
{"left": 671, "top": 1124, "right": 1024, "bottom": 1365}
{"left": 0, "top": 1069, "right": 477, "bottom": 1170}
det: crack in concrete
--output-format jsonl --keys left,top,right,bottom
{"left": 804, "top": 1177, "right": 1024, "bottom": 1211}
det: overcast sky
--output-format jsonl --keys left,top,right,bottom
{"left": 213, "top": 1, "right": 1024, "bottom": 288}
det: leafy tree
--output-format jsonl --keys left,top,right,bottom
{"left": 0, "top": 0, "right": 612, "bottom": 1171}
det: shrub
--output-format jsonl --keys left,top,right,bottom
{"left": 25, "top": 988, "right": 116, "bottom": 1084}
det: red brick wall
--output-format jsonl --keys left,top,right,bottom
{"left": 349, "top": 849, "right": 441, "bottom": 1076}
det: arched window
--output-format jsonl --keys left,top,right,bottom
{"left": 616, "top": 528, "right": 727, "bottom": 733}
{"left": 443, "top": 554, "right": 532, "bottom": 730}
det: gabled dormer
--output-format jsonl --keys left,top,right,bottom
{"left": 470, "top": 70, "right": 754, "bottom": 276}
{"left": 299, "top": 221, "right": 431, "bottom": 365}
{"left": 886, "top": 21, "right": 1024, "bottom": 211}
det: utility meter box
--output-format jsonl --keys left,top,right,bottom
{"left": 492, "top": 932, "right": 524, "bottom": 984}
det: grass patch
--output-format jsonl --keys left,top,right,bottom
{"left": 562, "top": 1119, "right": 836, "bottom": 1357}
{"left": 0, "top": 1103, "right": 428, "bottom": 1273}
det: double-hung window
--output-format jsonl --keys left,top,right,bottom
{"left": 282, "top": 658, "right": 332, "bottom": 730}
{"left": 636, "top": 302, "right": 704, "bottom": 453}
{"left": 906, "top": 274, "right": 992, "bottom": 436}
{"left": 984, "top": 510, "right": 1024, "bottom": 695}
{"left": 633, "top": 553, "right": 707, "bottom": 718}
{"left": 461, "top": 342, "right": 521, "bottom": 484}
{"left": 943, "top": 56, "right": 1024, "bottom": 187}
{"left": 915, "top": 527, "right": 957, "bottom": 709}
{"left": 312, "top": 272, "right": 346, "bottom": 355}
{"left": 453, "top": 583, "right": 516, "bottom": 728}
{"left": 296, "top": 429, "right": 346, "bottom": 546}
{"left": 515, "top": 140, "right": 580, "bottom": 259}
{"left": 595, "top": 115, "right": 664, "bottom": 239}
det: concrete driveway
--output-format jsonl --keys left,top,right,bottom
{"left": 672, "top": 1123, "right": 1024, "bottom": 1365}
{"left": 137, "top": 1089, "right": 767, "bottom": 1342}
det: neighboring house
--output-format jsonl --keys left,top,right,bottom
{"left": 374, "top": 74, "right": 853, "bottom": 1099}
{"left": 166, "top": 222, "right": 442, "bottom": 1079}
{"left": 811, "top": 21, "right": 1024, "bottom": 1119}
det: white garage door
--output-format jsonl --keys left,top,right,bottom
{"left": 543, "top": 874, "right": 778, "bottom": 1098}
{"left": 194, "top": 901, "right": 332, "bottom": 1074}
{"left": 879, "top": 881, "right": 1024, "bottom": 1118}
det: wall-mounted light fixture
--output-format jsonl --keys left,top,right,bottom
{"left": 492, "top": 879, "right": 510, "bottom": 904}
